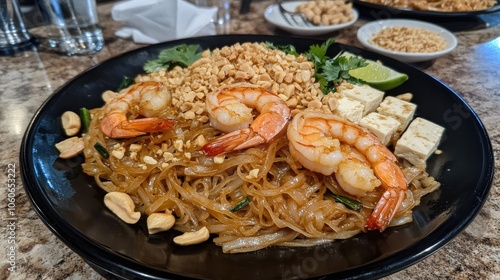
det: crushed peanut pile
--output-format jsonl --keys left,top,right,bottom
{"left": 295, "top": 0, "right": 355, "bottom": 26}
{"left": 137, "top": 42, "right": 338, "bottom": 121}
{"left": 369, "top": 26, "right": 448, "bottom": 53}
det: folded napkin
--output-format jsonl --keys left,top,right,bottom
{"left": 111, "top": 0, "right": 217, "bottom": 44}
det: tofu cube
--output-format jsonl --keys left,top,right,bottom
{"left": 377, "top": 96, "right": 417, "bottom": 132}
{"left": 334, "top": 95, "right": 365, "bottom": 123}
{"left": 337, "top": 83, "right": 384, "bottom": 115}
{"left": 394, "top": 117, "right": 445, "bottom": 167}
{"left": 359, "top": 112, "right": 400, "bottom": 146}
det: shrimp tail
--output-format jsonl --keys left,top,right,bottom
{"left": 366, "top": 161, "right": 407, "bottom": 231}
{"left": 287, "top": 111, "right": 409, "bottom": 232}
{"left": 366, "top": 188, "right": 405, "bottom": 231}
{"left": 204, "top": 84, "right": 290, "bottom": 156}
{"left": 101, "top": 113, "right": 176, "bottom": 138}
{"left": 203, "top": 128, "right": 265, "bottom": 156}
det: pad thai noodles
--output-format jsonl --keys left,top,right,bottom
{"left": 78, "top": 42, "right": 441, "bottom": 253}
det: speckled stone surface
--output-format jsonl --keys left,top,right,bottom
{"left": 1, "top": 1, "right": 499, "bottom": 279}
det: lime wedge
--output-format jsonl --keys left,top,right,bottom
{"left": 348, "top": 60, "right": 408, "bottom": 91}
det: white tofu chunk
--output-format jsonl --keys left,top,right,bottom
{"left": 359, "top": 112, "right": 400, "bottom": 146}
{"left": 377, "top": 96, "right": 417, "bottom": 132}
{"left": 337, "top": 83, "right": 384, "bottom": 115}
{"left": 334, "top": 95, "right": 365, "bottom": 123}
{"left": 394, "top": 117, "right": 445, "bottom": 167}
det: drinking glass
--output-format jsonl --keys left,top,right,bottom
{"left": 195, "top": 0, "right": 230, "bottom": 34}
{"left": 36, "top": 0, "right": 104, "bottom": 55}
{"left": 1, "top": 0, "right": 37, "bottom": 55}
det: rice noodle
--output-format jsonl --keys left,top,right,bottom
{"left": 81, "top": 42, "right": 440, "bottom": 253}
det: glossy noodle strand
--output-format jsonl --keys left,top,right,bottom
{"left": 81, "top": 42, "right": 440, "bottom": 253}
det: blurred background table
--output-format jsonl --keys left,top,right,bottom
{"left": 1, "top": 0, "right": 499, "bottom": 279}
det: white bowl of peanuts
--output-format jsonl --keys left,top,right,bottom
{"left": 357, "top": 19, "right": 458, "bottom": 63}
{"left": 265, "top": 0, "right": 358, "bottom": 36}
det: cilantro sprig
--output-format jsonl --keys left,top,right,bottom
{"left": 266, "top": 39, "right": 368, "bottom": 94}
{"left": 321, "top": 55, "right": 368, "bottom": 92}
{"left": 144, "top": 44, "right": 203, "bottom": 73}
{"left": 265, "top": 42, "right": 299, "bottom": 56}
{"left": 304, "top": 39, "right": 368, "bottom": 94}
{"left": 144, "top": 40, "right": 368, "bottom": 94}
{"left": 305, "top": 38, "right": 334, "bottom": 69}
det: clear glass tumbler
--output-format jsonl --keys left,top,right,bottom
{"left": 36, "top": 0, "right": 104, "bottom": 55}
{"left": 195, "top": 0, "right": 231, "bottom": 34}
{"left": 1, "top": 0, "right": 38, "bottom": 55}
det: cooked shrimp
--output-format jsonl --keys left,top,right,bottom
{"left": 335, "top": 145, "right": 381, "bottom": 197}
{"left": 287, "top": 111, "right": 407, "bottom": 231}
{"left": 100, "top": 81, "right": 176, "bottom": 138}
{"left": 202, "top": 83, "right": 291, "bottom": 156}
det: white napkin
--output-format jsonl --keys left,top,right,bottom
{"left": 111, "top": 0, "right": 217, "bottom": 44}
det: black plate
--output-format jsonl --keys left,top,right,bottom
{"left": 353, "top": 0, "right": 500, "bottom": 30}
{"left": 353, "top": 0, "right": 500, "bottom": 17}
{"left": 20, "top": 35, "right": 494, "bottom": 280}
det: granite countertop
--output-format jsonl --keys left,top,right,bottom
{"left": 1, "top": 1, "right": 499, "bottom": 279}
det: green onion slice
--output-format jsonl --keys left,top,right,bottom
{"left": 79, "top": 107, "right": 91, "bottom": 133}
{"left": 329, "top": 193, "right": 362, "bottom": 211}
{"left": 116, "top": 76, "right": 134, "bottom": 92}
{"left": 230, "top": 196, "right": 251, "bottom": 212}
{"left": 94, "top": 142, "right": 109, "bottom": 159}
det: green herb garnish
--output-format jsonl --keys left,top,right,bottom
{"left": 144, "top": 44, "right": 203, "bottom": 73}
{"left": 304, "top": 38, "right": 368, "bottom": 94}
{"left": 305, "top": 38, "right": 335, "bottom": 69}
{"left": 329, "top": 193, "right": 362, "bottom": 211}
{"left": 79, "top": 107, "right": 91, "bottom": 133}
{"left": 265, "top": 42, "right": 299, "bottom": 56}
{"left": 321, "top": 55, "right": 368, "bottom": 92}
{"left": 94, "top": 142, "right": 109, "bottom": 159}
{"left": 230, "top": 196, "right": 251, "bottom": 212}
{"left": 266, "top": 39, "right": 368, "bottom": 94}
{"left": 116, "top": 76, "right": 134, "bottom": 92}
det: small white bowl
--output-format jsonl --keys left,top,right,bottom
{"left": 264, "top": 1, "right": 358, "bottom": 36}
{"left": 357, "top": 19, "right": 458, "bottom": 63}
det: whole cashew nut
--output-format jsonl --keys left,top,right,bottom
{"left": 147, "top": 213, "right": 175, "bottom": 234}
{"left": 104, "top": 192, "right": 141, "bottom": 224}
{"left": 55, "top": 136, "right": 84, "bottom": 159}
{"left": 61, "top": 111, "right": 81, "bottom": 136}
{"left": 173, "top": 226, "right": 210, "bottom": 246}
